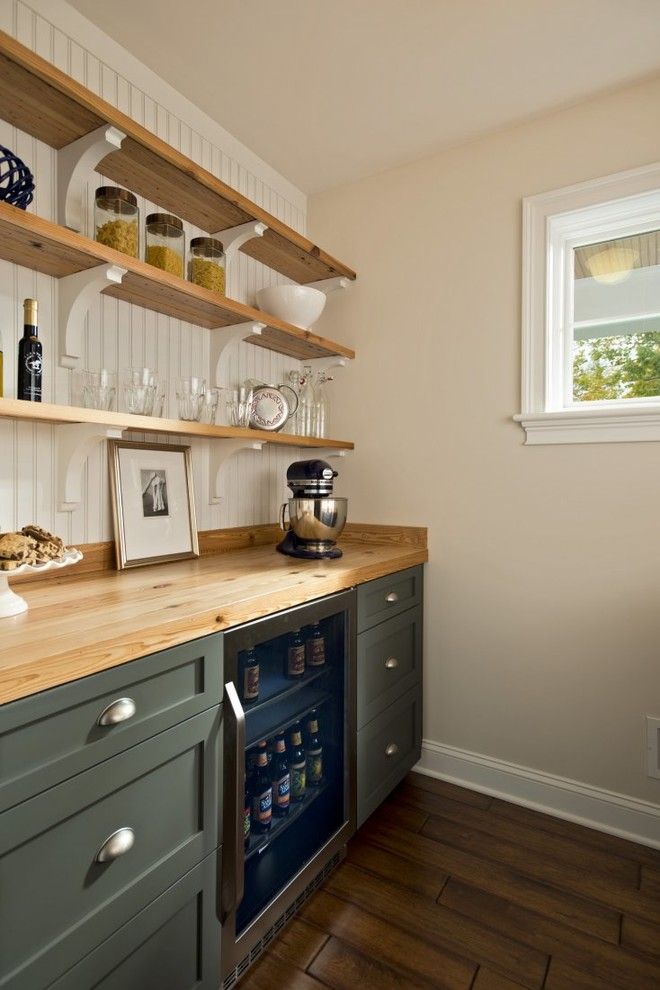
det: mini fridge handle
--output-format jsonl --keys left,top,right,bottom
{"left": 223, "top": 680, "right": 246, "bottom": 917}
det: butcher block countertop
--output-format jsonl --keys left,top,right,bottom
{"left": 0, "top": 526, "right": 427, "bottom": 705}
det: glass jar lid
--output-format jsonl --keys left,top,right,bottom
{"left": 146, "top": 213, "right": 184, "bottom": 235}
{"left": 95, "top": 186, "right": 138, "bottom": 209}
{"left": 190, "top": 236, "right": 224, "bottom": 257}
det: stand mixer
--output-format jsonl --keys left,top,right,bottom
{"left": 277, "top": 459, "right": 348, "bottom": 559}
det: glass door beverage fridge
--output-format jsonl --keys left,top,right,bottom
{"left": 220, "top": 589, "right": 356, "bottom": 987}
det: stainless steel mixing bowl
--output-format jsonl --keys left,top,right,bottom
{"left": 280, "top": 496, "right": 348, "bottom": 546}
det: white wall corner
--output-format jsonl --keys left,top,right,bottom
{"left": 416, "top": 739, "right": 660, "bottom": 850}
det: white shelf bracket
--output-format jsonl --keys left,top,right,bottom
{"left": 57, "top": 423, "right": 123, "bottom": 512}
{"left": 305, "top": 276, "right": 351, "bottom": 296}
{"left": 211, "top": 221, "right": 268, "bottom": 300}
{"left": 57, "top": 124, "right": 126, "bottom": 233}
{"left": 310, "top": 355, "right": 350, "bottom": 376}
{"left": 210, "top": 321, "right": 265, "bottom": 386}
{"left": 59, "top": 264, "right": 127, "bottom": 369}
{"left": 312, "top": 449, "right": 350, "bottom": 461}
{"left": 207, "top": 439, "right": 264, "bottom": 504}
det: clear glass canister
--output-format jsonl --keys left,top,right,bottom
{"left": 94, "top": 186, "right": 139, "bottom": 258}
{"left": 145, "top": 213, "right": 185, "bottom": 277}
{"left": 188, "top": 237, "right": 225, "bottom": 295}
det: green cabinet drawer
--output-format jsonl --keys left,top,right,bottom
{"left": 0, "top": 706, "right": 221, "bottom": 990}
{"left": 356, "top": 684, "right": 422, "bottom": 828}
{"left": 0, "top": 633, "right": 223, "bottom": 812}
{"left": 357, "top": 605, "right": 422, "bottom": 729}
{"left": 357, "top": 566, "right": 423, "bottom": 632}
{"left": 47, "top": 854, "right": 221, "bottom": 990}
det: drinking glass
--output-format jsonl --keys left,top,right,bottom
{"left": 176, "top": 376, "right": 206, "bottom": 421}
{"left": 226, "top": 385, "right": 253, "bottom": 428}
{"left": 82, "top": 369, "right": 117, "bottom": 411}
{"left": 150, "top": 380, "right": 167, "bottom": 418}
{"left": 122, "top": 367, "right": 159, "bottom": 416}
{"left": 199, "top": 387, "right": 220, "bottom": 425}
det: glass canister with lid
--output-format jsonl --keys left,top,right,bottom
{"left": 145, "top": 213, "right": 185, "bottom": 277}
{"left": 188, "top": 237, "right": 225, "bottom": 295}
{"left": 94, "top": 186, "right": 139, "bottom": 258}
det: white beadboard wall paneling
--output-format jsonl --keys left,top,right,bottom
{"left": 0, "top": 0, "right": 310, "bottom": 541}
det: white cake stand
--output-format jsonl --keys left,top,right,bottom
{"left": 0, "top": 548, "right": 83, "bottom": 618}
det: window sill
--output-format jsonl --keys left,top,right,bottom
{"left": 514, "top": 405, "right": 660, "bottom": 445}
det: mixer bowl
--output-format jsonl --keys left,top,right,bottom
{"left": 282, "top": 497, "right": 347, "bottom": 545}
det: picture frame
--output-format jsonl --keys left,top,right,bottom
{"left": 108, "top": 440, "right": 199, "bottom": 569}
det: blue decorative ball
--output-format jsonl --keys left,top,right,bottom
{"left": 0, "top": 145, "right": 35, "bottom": 210}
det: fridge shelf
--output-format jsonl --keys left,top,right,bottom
{"left": 245, "top": 779, "right": 330, "bottom": 862}
{"left": 245, "top": 687, "right": 333, "bottom": 748}
{"left": 242, "top": 665, "right": 329, "bottom": 718}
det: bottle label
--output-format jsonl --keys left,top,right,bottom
{"left": 25, "top": 353, "right": 42, "bottom": 375}
{"left": 243, "top": 806, "right": 251, "bottom": 839}
{"left": 306, "top": 750, "right": 323, "bottom": 785}
{"left": 306, "top": 636, "right": 326, "bottom": 666}
{"left": 291, "top": 762, "right": 306, "bottom": 799}
{"left": 253, "top": 788, "right": 272, "bottom": 824}
{"left": 243, "top": 663, "right": 259, "bottom": 700}
{"left": 287, "top": 644, "right": 305, "bottom": 676}
{"left": 273, "top": 773, "right": 290, "bottom": 808}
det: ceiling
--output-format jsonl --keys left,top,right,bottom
{"left": 67, "top": 0, "right": 660, "bottom": 194}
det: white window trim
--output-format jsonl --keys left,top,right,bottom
{"left": 515, "top": 161, "right": 660, "bottom": 444}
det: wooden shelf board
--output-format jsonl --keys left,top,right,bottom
{"left": 0, "top": 398, "right": 354, "bottom": 450}
{"left": 0, "top": 202, "right": 355, "bottom": 361}
{"left": 0, "top": 30, "right": 357, "bottom": 285}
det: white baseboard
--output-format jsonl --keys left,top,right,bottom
{"left": 415, "top": 739, "right": 660, "bottom": 850}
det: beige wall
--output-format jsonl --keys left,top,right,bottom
{"left": 310, "top": 75, "right": 660, "bottom": 804}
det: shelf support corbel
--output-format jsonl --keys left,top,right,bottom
{"left": 57, "top": 423, "right": 123, "bottom": 512}
{"left": 207, "top": 439, "right": 264, "bottom": 504}
{"left": 310, "top": 355, "right": 350, "bottom": 376}
{"left": 211, "top": 221, "right": 268, "bottom": 300}
{"left": 311, "top": 449, "right": 350, "bottom": 461}
{"left": 305, "top": 276, "right": 351, "bottom": 296}
{"left": 210, "top": 321, "right": 265, "bottom": 386}
{"left": 59, "top": 264, "right": 127, "bottom": 369}
{"left": 57, "top": 124, "right": 126, "bottom": 232}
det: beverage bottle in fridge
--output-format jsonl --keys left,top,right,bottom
{"left": 271, "top": 733, "right": 290, "bottom": 817}
{"left": 286, "top": 628, "right": 305, "bottom": 679}
{"left": 250, "top": 741, "right": 272, "bottom": 833}
{"left": 305, "top": 711, "right": 323, "bottom": 787}
{"left": 288, "top": 723, "right": 306, "bottom": 802}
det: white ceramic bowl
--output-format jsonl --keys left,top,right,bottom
{"left": 256, "top": 284, "right": 326, "bottom": 329}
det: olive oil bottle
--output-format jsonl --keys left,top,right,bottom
{"left": 17, "top": 298, "right": 42, "bottom": 402}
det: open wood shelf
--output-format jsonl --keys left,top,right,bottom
{"left": 0, "top": 202, "right": 354, "bottom": 361}
{"left": 0, "top": 398, "right": 354, "bottom": 449}
{"left": 0, "top": 30, "right": 357, "bottom": 285}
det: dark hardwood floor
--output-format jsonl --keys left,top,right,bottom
{"left": 239, "top": 772, "right": 660, "bottom": 989}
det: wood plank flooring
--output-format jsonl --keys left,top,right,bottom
{"left": 238, "top": 772, "right": 660, "bottom": 990}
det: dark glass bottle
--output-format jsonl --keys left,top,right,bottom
{"left": 305, "top": 622, "right": 326, "bottom": 667}
{"left": 305, "top": 710, "right": 323, "bottom": 787}
{"left": 243, "top": 770, "right": 251, "bottom": 849}
{"left": 17, "top": 298, "right": 42, "bottom": 402}
{"left": 271, "top": 733, "right": 290, "bottom": 817}
{"left": 250, "top": 741, "right": 272, "bottom": 833}
{"left": 286, "top": 628, "right": 305, "bottom": 679}
{"left": 241, "top": 646, "right": 260, "bottom": 703}
{"left": 288, "top": 723, "right": 306, "bottom": 802}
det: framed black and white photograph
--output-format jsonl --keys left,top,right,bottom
{"left": 108, "top": 440, "right": 199, "bottom": 569}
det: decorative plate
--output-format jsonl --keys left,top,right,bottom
{"left": 250, "top": 386, "right": 289, "bottom": 431}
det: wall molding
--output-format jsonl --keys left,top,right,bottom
{"left": 416, "top": 738, "right": 660, "bottom": 850}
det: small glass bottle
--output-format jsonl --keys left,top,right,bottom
{"left": 297, "top": 365, "right": 316, "bottom": 437}
{"left": 313, "top": 373, "right": 332, "bottom": 439}
{"left": 250, "top": 741, "right": 272, "bottom": 833}
{"left": 270, "top": 734, "right": 290, "bottom": 817}
{"left": 145, "top": 213, "right": 185, "bottom": 277}
{"left": 94, "top": 186, "right": 139, "bottom": 257}
{"left": 286, "top": 628, "right": 305, "bottom": 679}
{"left": 288, "top": 723, "right": 306, "bottom": 802}
{"left": 305, "top": 623, "right": 326, "bottom": 667}
{"left": 240, "top": 646, "right": 260, "bottom": 703}
{"left": 188, "top": 237, "right": 225, "bottom": 295}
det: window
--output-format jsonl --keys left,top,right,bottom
{"left": 516, "top": 162, "right": 660, "bottom": 444}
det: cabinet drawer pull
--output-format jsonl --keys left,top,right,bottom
{"left": 95, "top": 827, "right": 135, "bottom": 863}
{"left": 385, "top": 591, "right": 399, "bottom": 604}
{"left": 97, "top": 697, "right": 137, "bottom": 726}
{"left": 385, "top": 656, "right": 399, "bottom": 670}
{"left": 385, "top": 742, "right": 399, "bottom": 758}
